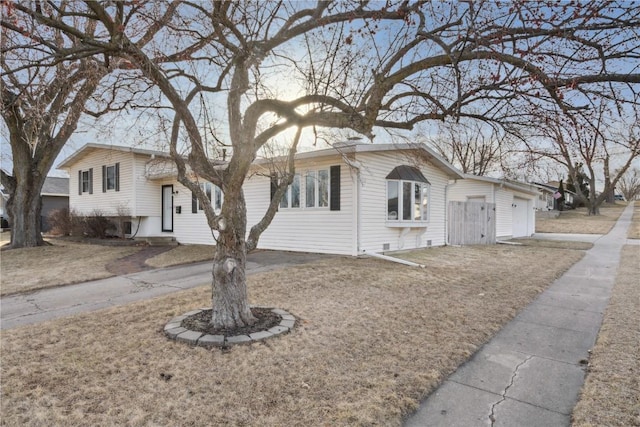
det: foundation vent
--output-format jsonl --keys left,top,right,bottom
{"left": 426, "top": 240, "right": 432, "bottom": 247}
{"left": 382, "top": 243, "right": 390, "bottom": 251}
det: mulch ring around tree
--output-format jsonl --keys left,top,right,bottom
{"left": 182, "top": 307, "right": 281, "bottom": 336}
{"left": 165, "top": 306, "right": 297, "bottom": 348}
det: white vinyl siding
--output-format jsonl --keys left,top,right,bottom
{"left": 63, "top": 144, "right": 461, "bottom": 254}
{"left": 358, "top": 152, "right": 449, "bottom": 253}
{"left": 245, "top": 157, "right": 354, "bottom": 255}
{"left": 168, "top": 181, "right": 217, "bottom": 245}
{"left": 133, "top": 154, "right": 162, "bottom": 218}
{"left": 449, "top": 178, "right": 536, "bottom": 239}
{"left": 68, "top": 150, "right": 136, "bottom": 216}
{"left": 448, "top": 180, "right": 494, "bottom": 203}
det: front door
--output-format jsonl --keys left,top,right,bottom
{"left": 162, "top": 185, "right": 173, "bottom": 232}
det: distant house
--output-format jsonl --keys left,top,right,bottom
{"left": 531, "top": 183, "right": 556, "bottom": 211}
{"left": 448, "top": 175, "right": 539, "bottom": 239}
{"left": 58, "top": 142, "right": 465, "bottom": 255}
{"left": 0, "top": 176, "right": 69, "bottom": 232}
{"left": 533, "top": 181, "right": 576, "bottom": 210}
{"left": 41, "top": 177, "right": 70, "bottom": 232}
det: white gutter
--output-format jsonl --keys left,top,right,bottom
{"left": 444, "top": 179, "right": 457, "bottom": 245}
{"left": 345, "top": 158, "right": 363, "bottom": 256}
{"left": 362, "top": 250, "right": 426, "bottom": 268}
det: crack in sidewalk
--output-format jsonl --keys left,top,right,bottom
{"left": 26, "top": 298, "right": 44, "bottom": 312}
{"left": 489, "top": 355, "right": 533, "bottom": 426}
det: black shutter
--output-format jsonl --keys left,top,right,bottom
{"left": 78, "top": 170, "right": 82, "bottom": 195}
{"left": 115, "top": 163, "right": 120, "bottom": 191}
{"left": 330, "top": 165, "right": 340, "bottom": 211}
{"left": 192, "top": 191, "right": 197, "bottom": 213}
{"left": 89, "top": 168, "right": 93, "bottom": 194}
{"left": 270, "top": 174, "right": 277, "bottom": 201}
{"left": 102, "top": 165, "right": 106, "bottom": 193}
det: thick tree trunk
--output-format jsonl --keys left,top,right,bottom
{"left": 210, "top": 190, "right": 256, "bottom": 329}
{"left": 5, "top": 170, "right": 46, "bottom": 248}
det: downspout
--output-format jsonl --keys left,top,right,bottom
{"left": 357, "top": 166, "right": 362, "bottom": 256}
{"left": 444, "top": 179, "right": 457, "bottom": 245}
{"left": 347, "top": 159, "right": 362, "bottom": 256}
{"left": 362, "top": 249, "right": 425, "bottom": 268}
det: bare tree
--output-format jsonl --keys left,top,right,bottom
{"left": 11, "top": 1, "right": 640, "bottom": 328}
{"left": 522, "top": 107, "right": 640, "bottom": 214}
{"left": 0, "top": 1, "right": 211, "bottom": 248}
{"left": 0, "top": 2, "right": 112, "bottom": 248}
{"left": 424, "top": 120, "right": 513, "bottom": 176}
{"left": 617, "top": 167, "right": 640, "bottom": 201}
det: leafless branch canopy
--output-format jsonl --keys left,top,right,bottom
{"left": 3, "top": 0, "right": 639, "bottom": 235}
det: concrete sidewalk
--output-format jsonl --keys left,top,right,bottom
{"left": 0, "top": 250, "right": 331, "bottom": 330}
{"left": 404, "top": 203, "right": 635, "bottom": 427}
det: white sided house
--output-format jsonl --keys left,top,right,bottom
{"left": 58, "top": 142, "right": 463, "bottom": 255}
{"left": 448, "top": 174, "right": 539, "bottom": 240}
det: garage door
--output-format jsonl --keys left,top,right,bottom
{"left": 512, "top": 197, "right": 529, "bottom": 237}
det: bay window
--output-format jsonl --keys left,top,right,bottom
{"left": 385, "top": 165, "right": 430, "bottom": 223}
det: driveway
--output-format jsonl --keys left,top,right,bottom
{"left": 0, "top": 250, "right": 333, "bottom": 330}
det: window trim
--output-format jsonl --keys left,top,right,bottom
{"left": 386, "top": 179, "right": 430, "bottom": 226}
{"left": 279, "top": 174, "right": 301, "bottom": 209}
{"left": 305, "top": 168, "right": 330, "bottom": 209}
{"left": 78, "top": 168, "right": 93, "bottom": 195}
{"left": 192, "top": 182, "right": 223, "bottom": 214}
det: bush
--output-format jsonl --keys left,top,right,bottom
{"left": 47, "top": 208, "right": 116, "bottom": 238}
{"left": 47, "top": 208, "right": 76, "bottom": 236}
{"left": 83, "top": 210, "right": 113, "bottom": 239}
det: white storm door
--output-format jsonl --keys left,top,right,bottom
{"left": 162, "top": 185, "right": 173, "bottom": 232}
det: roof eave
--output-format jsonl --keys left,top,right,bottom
{"left": 57, "top": 143, "right": 170, "bottom": 170}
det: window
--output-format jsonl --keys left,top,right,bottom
{"left": 191, "top": 182, "right": 223, "bottom": 214}
{"left": 106, "top": 166, "right": 116, "bottom": 190}
{"left": 102, "top": 163, "right": 119, "bottom": 192}
{"left": 305, "top": 172, "right": 315, "bottom": 207}
{"left": 78, "top": 168, "right": 93, "bottom": 195}
{"left": 305, "top": 169, "right": 329, "bottom": 208}
{"left": 386, "top": 165, "right": 430, "bottom": 223}
{"left": 82, "top": 171, "right": 91, "bottom": 193}
{"left": 280, "top": 174, "right": 300, "bottom": 209}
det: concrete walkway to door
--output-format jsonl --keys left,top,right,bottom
{"left": 0, "top": 250, "right": 332, "bottom": 330}
{"left": 404, "top": 203, "right": 636, "bottom": 426}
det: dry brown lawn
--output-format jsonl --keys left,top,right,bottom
{"left": 0, "top": 240, "right": 140, "bottom": 296}
{"left": 1, "top": 245, "right": 584, "bottom": 426}
{"left": 536, "top": 203, "right": 626, "bottom": 234}
{"left": 572, "top": 245, "right": 640, "bottom": 427}
{"left": 145, "top": 244, "right": 214, "bottom": 268}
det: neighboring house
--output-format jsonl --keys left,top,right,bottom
{"left": 448, "top": 175, "right": 539, "bottom": 239}
{"left": 534, "top": 181, "right": 576, "bottom": 210}
{"left": 0, "top": 176, "right": 69, "bottom": 231}
{"left": 531, "top": 182, "right": 556, "bottom": 211}
{"left": 58, "top": 142, "right": 464, "bottom": 255}
{"left": 41, "top": 177, "right": 70, "bottom": 232}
